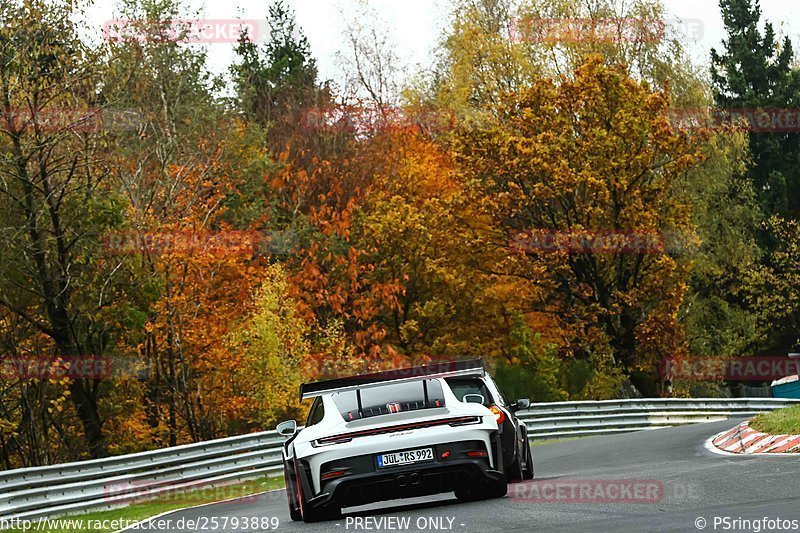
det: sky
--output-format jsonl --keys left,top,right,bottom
{"left": 82, "top": 0, "right": 800, "bottom": 88}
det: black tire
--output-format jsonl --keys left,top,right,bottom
{"left": 505, "top": 444, "right": 524, "bottom": 482}
{"left": 289, "top": 503, "right": 303, "bottom": 522}
{"left": 283, "top": 461, "right": 303, "bottom": 521}
{"left": 522, "top": 441, "right": 535, "bottom": 480}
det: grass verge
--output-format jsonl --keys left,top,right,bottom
{"left": 3, "top": 475, "right": 284, "bottom": 533}
{"left": 530, "top": 436, "right": 585, "bottom": 447}
{"left": 750, "top": 405, "right": 800, "bottom": 435}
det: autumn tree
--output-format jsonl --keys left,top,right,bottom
{"left": 0, "top": 0, "right": 125, "bottom": 459}
{"left": 227, "top": 265, "right": 310, "bottom": 428}
{"left": 273, "top": 153, "right": 402, "bottom": 370}
{"left": 455, "top": 56, "right": 707, "bottom": 395}
{"left": 349, "top": 130, "right": 547, "bottom": 364}
{"left": 104, "top": 0, "right": 269, "bottom": 445}
{"left": 415, "top": 0, "right": 762, "bottom": 390}
{"left": 418, "top": 0, "right": 534, "bottom": 112}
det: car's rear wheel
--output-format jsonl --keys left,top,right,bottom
{"left": 289, "top": 500, "right": 302, "bottom": 521}
{"left": 505, "top": 445, "right": 524, "bottom": 482}
{"left": 288, "top": 484, "right": 302, "bottom": 522}
{"left": 283, "top": 461, "right": 302, "bottom": 521}
{"left": 522, "top": 440, "right": 534, "bottom": 480}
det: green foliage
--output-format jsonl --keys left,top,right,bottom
{"left": 6, "top": 0, "right": 800, "bottom": 467}
{"left": 711, "top": 0, "right": 800, "bottom": 217}
{"left": 578, "top": 352, "right": 627, "bottom": 400}
{"left": 679, "top": 129, "right": 762, "bottom": 358}
{"left": 231, "top": 0, "right": 320, "bottom": 128}
{"left": 495, "top": 316, "right": 567, "bottom": 402}
{"left": 229, "top": 265, "right": 308, "bottom": 427}
{"left": 494, "top": 317, "right": 626, "bottom": 401}
{"left": 0, "top": 0, "right": 133, "bottom": 461}
{"left": 746, "top": 217, "right": 800, "bottom": 352}
{"left": 683, "top": 294, "right": 759, "bottom": 357}
{"left": 708, "top": 0, "right": 800, "bottom": 360}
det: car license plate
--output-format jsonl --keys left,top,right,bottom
{"left": 377, "top": 447, "right": 434, "bottom": 468}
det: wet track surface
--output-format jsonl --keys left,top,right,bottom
{"left": 127, "top": 419, "right": 800, "bottom": 532}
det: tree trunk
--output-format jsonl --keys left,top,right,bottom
{"left": 68, "top": 380, "right": 106, "bottom": 458}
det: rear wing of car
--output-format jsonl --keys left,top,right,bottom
{"left": 299, "top": 358, "right": 484, "bottom": 401}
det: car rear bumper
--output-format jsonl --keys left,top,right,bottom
{"left": 297, "top": 435, "right": 504, "bottom": 510}
{"left": 307, "top": 460, "right": 502, "bottom": 510}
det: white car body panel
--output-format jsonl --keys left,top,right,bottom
{"left": 285, "top": 377, "right": 499, "bottom": 494}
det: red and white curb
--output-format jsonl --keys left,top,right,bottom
{"left": 705, "top": 421, "right": 800, "bottom": 456}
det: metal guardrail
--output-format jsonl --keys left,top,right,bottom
{"left": 518, "top": 398, "right": 800, "bottom": 440}
{"left": 0, "top": 433, "right": 286, "bottom": 522}
{"left": 1, "top": 397, "right": 798, "bottom": 522}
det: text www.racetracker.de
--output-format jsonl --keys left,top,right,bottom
{"left": 0, "top": 516, "right": 280, "bottom": 531}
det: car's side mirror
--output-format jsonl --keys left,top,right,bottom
{"left": 512, "top": 398, "right": 531, "bottom": 412}
{"left": 463, "top": 393, "right": 485, "bottom": 404}
{"left": 276, "top": 419, "right": 298, "bottom": 437}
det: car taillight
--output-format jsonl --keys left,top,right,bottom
{"left": 321, "top": 469, "right": 347, "bottom": 481}
{"left": 466, "top": 450, "right": 488, "bottom": 457}
{"left": 317, "top": 435, "right": 354, "bottom": 445}
{"left": 489, "top": 405, "right": 505, "bottom": 424}
{"left": 448, "top": 416, "right": 481, "bottom": 427}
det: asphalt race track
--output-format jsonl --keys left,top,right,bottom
{"left": 130, "top": 419, "right": 800, "bottom": 532}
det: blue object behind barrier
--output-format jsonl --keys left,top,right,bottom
{"left": 772, "top": 380, "right": 800, "bottom": 399}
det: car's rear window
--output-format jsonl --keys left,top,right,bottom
{"left": 445, "top": 377, "right": 493, "bottom": 406}
{"left": 332, "top": 379, "right": 445, "bottom": 420}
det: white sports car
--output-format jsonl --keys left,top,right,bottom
{"left": 276, "top": 359, "right": 530, "bottom": 522}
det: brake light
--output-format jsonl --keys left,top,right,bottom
{"left": 321, "top": 469, "right": 347, "bottom": 480}
{"left": 448, "top": 416, "right": 481, "bottom": 427}
{"left": 489, "top": 405, "right": 505, "bottom": 424}
{"left": 466, "top": 450, "right": 488, "bottom": 457}
{"left": 318, "top": 435, "right": 353, "bottom": 445}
